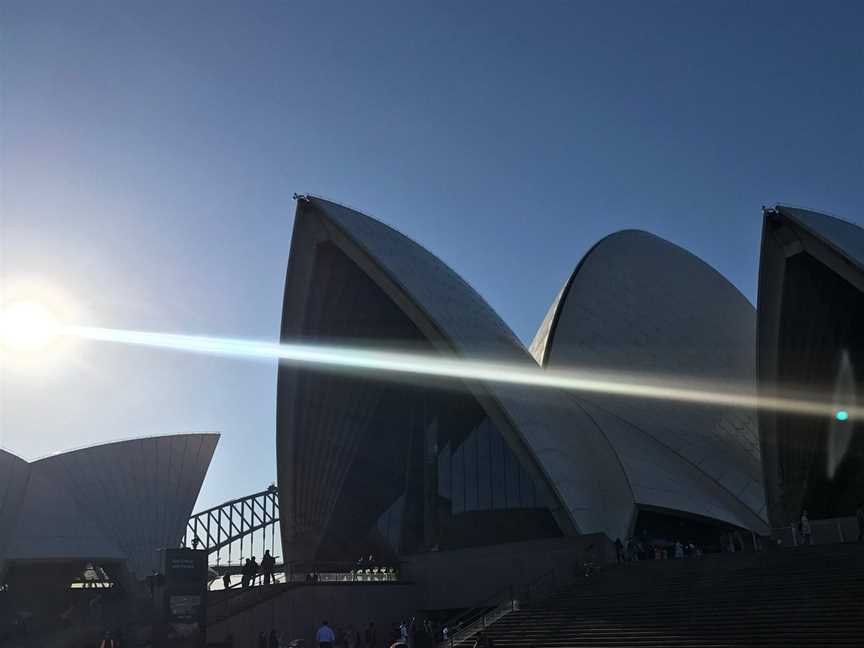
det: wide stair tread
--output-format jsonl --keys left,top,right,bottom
{"left": 456, "top": 543, "right": 864, "bottom": 647}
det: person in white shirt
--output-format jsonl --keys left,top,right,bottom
{"left": 316, "top": 620, "right": 336, "bottom": 648}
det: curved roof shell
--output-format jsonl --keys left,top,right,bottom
{"left": 0, "top": 449, "right": 31, "bottom": 575}
{"left": 1, "top": 433, "right": 218, "bottom": 578}
{"left": 531, "top": 230, "right": 768, "bottom": 532}
{"left": 277, "top": 197, "right": 635, "bottom": 558}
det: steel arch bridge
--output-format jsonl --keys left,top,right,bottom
{"left": 183, "top": 485, "right": 280, "bottom": 570}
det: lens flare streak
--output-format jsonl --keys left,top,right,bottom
{"left": 65, "top": 325, "right": 852, "bottom": 421}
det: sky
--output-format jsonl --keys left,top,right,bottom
{"left": 1, "top": 0, "right": 862, "bottom": 512}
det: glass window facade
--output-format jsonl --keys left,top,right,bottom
{"left": 295, "top": 242, "right": 562, "bottom": 559}
{"left": 439, "top": 416, "right": 547, "bottom": 513}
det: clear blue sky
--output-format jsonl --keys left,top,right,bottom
{"left": 1, "top": 1, "right": 862, "bottom": 511}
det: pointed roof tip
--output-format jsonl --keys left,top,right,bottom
{"left": 772, "top": 204, "right": 864, "bottom": 273}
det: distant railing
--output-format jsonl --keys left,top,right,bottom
{"left": 773, "top": 516, "right": 861, "bottom": 547}
{"left": 285, "top": 561, "right": 402, "bottom": 584}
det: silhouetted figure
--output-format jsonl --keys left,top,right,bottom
{"left": 192, "top": 536, "right": 201, "bottom": 549}
{"left": 800, "top": 510, "right": 813, "bottom": 545}
{"left": 223, "top": 572, "right": 231, "bottom": 590}
{"left": 857, "top": 503, "right": 864, "bottom": 542}
{"left": 242, "top": 559, "right": 252, "bottom": 588}
{"left": 269, "top": 629, "right": 279, "bottom": 648}
{"left": 365, "top": 622, "right": 378, "bottom": 648}
{"left": 261, "top": 550, "right": 276, "bottom": 585}
{"left": 250, "top": 556, "right": 260, "bottom": 585}
{"left": 258, "top": 631, "right": 267, "bottom": 648}
{"left": 614, "top": 538, "right": 624, "bottom": 563}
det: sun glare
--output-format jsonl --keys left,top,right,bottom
{"left": 0, "top": 300, "right": 62, "bottom": 351}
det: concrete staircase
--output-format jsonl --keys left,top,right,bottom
{"left": 206, "top": 583, "right": 297, "bottom": 627}
{"left": 458, "top": 543, "right": 864, "bottom": 647}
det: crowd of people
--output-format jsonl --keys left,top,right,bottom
{"left": 301, "top": 617, "right": 454, "bottom": 648}
{"left": 614, "top": 534, "right": 704, "bottom": 563}
{"left": 244, "top": 617, "right": 497, "bottom": 648}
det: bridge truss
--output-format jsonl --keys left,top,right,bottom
{"left": 183, "top": 485, "right": 280, "bottom": 570}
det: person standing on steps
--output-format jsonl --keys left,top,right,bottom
{"left": 240, "top": 559, "right": 246, "bottom": 588}
{"left": 365, "top": 621, "right": 378, "bottom": 648}
{"left": 317, "top": 620, "right": 336, "bottom": 648}
{"left": 261, "top": 550, "right": 276, "bottom": 585}
{"left": 614, "top": 538, "right": 624, "bottom": 563}
{"left": 800, "top": 510, "right": 813, "bottom": 545}
{"left": 250, "top": 556, "right": 260, "bottom": 585}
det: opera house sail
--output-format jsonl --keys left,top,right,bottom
{"left": 532, "top": 230, "right": 768, "bottom": 537}
{"left": 0, "top": 433, "right": 218, "bottom": 591}
{"left": 276, "top": 196, "right": 771, "bottom": 566}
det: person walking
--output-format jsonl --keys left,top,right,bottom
{"left": 269, "top": 629, "right": 279, "bottom": 648}
{"left": 800, "top": 510, "right": 813, "bottom": 545}
{"left": 317, "top": 620, "right": 336, "bottom": 648}
{"left": 614, "top": 538, "right": 624, "bottom": 563}
{"left": 222, "top": 572, "right": 231, "bottom": 590}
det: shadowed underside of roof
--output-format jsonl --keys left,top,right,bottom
{"left": 758, "top": 205, "right": 864, "bottom": 528}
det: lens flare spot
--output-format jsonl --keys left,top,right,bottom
{"left": 836, "top": 410, "right": 849, "bottom": 422}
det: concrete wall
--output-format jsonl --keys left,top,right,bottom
{"left": 403, "top": 534, "right": 614, "bottom": 609}
{"left": 207, "top": 584, "right": 419, "bottom": 648}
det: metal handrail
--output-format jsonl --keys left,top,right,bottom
{"left": 440, "top": 582, "right": 514, "bottom": 638}
{"left": 444, "top": 598, "right": 517, "bottom": 648}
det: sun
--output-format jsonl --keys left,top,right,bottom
{"left": 0, "top": 300, "right": 62, "bottom": 351}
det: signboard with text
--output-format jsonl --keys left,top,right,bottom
{"left": 154, "top": 548, "right": 208, "bottom": 648}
